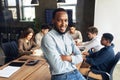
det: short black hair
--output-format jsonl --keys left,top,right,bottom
{"left": 41, "top": 24, "right": 50, "bottom": 30}
{"left": 103, "top": 33, "right": 114, "bottom": 43}
{"left": 69, "top": 23, "right": 76, "bottom": 28}
{"left": 52, "top": 8, "right": 67, "bottom": 19}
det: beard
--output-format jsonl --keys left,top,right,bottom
{"left": 54, "top": 26, "right": 68, "bottom": 34}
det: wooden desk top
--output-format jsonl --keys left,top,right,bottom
{"left": 25, "top": 63, "right": 51, "bottom": 80}
{"left": 0, "top": 55, "right": 51, "bottom": 80}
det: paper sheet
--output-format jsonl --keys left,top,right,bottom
{"left": 0, "top": 66, "right": 20, "bottom": 78}
{"left": 31, "top": 49, "right": 43, "bottom": 56}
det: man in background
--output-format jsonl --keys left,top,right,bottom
{"left": 81, "top": 26, "right": 103, "bottom": 53}
{"left": 67, "top": 23, "right": 83, "bottom": 46}
{"left": 35, "top": 24, "right": 50, "bottom": 47}
{"left": 80, "top": 33, "right": 115, "bottom": 79}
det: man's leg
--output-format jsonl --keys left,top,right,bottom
{"left": 79, "top": 68, "right": 102, "bottom": 80}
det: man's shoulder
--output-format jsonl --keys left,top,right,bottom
{"left": 76, "top": 30, "right": 81, "bottom": 33}
{"left": 47, "top": 29, "right": 59, "bottom": 37}
{"left": 35, "top": 32, "right": 40, "bottom": 35}
{"left": 35, "top": 32, "right": 42, "bottom": 36}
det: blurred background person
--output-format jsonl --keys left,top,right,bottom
{"left": 67, "top": 23, "right": 83, "bottom": 46}
{"left": 18, "top": 27, "right": 42, "bottom": 56}
{"left": 81, "top": 26, "right": 103, "bottom": 53}
{"left": 35, "top": 24, "right": 51, "bottom": 47}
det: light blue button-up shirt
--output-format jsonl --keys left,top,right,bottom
{"left": 41, "top": 29, "right": 83, "bottom": 75}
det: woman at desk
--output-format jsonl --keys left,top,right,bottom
{"left": 18, "top": 27, "right": 40, "bottom": 56}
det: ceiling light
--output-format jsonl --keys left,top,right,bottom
{"left": 31, "top": 0, "right": 39, "bottom": 4}
{"left": 57, "top": 0, "right": 65, "bottom": 3}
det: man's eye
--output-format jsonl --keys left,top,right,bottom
{"left": 57, "top": 19, "right": 61, "bottom": 22}
{"left": 65, "top": 20, "right": 68, "bottom": 22}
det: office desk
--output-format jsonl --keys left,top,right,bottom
{"left": 0, "top": 55, "right": 51, "bottom": 80}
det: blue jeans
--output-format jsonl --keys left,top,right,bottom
{"left": 51, "top": 69, "right": 86, "bottom": 80}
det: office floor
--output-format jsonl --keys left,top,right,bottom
{"left": 113, "top": 64, "right": 120, "bottom": 80}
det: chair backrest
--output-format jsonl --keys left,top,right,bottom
{"left": 108, "top": 52, "right": 120, "bottom": 80}
{"left": 9, "top": 41, "right": 19, "bottom": 57}
{"left": 87, "top": 52, "right": 120, "bottom": 80}
{"left": 0, "top": 47, "right": 6, "bottom": 65}
{"left": 1, "top": 42, "right": 11, "bottom": 57}
{"left": 1, "top": 41, "right": 19, "bottom": 63}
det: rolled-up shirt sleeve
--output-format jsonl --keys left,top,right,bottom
{"left": 71, "top": 43, "right": 83, "bottom": 64}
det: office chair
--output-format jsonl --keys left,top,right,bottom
{"left": 0, "top": 47, "right": 6, "bottom": 65}
{"left": 86, "top": 52, "right": 120, "bottom": 80}
{"left": 9, "top": 41, "right": 19, "bottom": 58}
{"left": 107, "top": 52, "right": 120, "bottom": 80}
{"left": 1, "top": 41, "right": 19, "bottom": 63}
{"left": 1, "top": 42, "right": 11, "bottom": 57}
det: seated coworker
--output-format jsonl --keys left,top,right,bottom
{"left": 67, "top": 23, "right": 83, "bottom": 46}
{"left": 18, "top": 27, "right": 40, "bottom": 56}
{"left": 35, "top": 24, "right": 50, "bottom": 47}
{"left": 80, "top": 33, "right": 115, "bottom": 79}
{"left": 81, "top": 26, "right": 103, "bottom": 53}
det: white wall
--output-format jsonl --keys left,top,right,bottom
{"left": 94, "top": 0, "right": 120, "bottom": 54}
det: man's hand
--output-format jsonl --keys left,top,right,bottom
{"left": 82, "top": 51, "right": 89, "bottom": 56}
{"left": 61, "top": 55, "right": 72, "bottom": 62}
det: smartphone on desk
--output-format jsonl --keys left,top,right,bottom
{"left": 26, "top": 60, "right": 39, "bottom": 66}
{"left": 9, "top": 62, "right": 25, "bottom": 67}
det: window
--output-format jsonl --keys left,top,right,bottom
{"left": 6, "top": 0, "right": 17, "bottom": 19}
{"left": 5, "top": 0, "right": 36, "bottom": 21}
{"left": 57, "top": 0, "right": 77, "bottom": 22}
{"left": 19, "top": 0, "right": 35, "bottom": 21}
{"left": 8, "top": 0, "right": 16, "bottom": 6}
{"left": 8, "top": 8, "right": 17, "bottom": 19}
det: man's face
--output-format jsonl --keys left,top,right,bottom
{"left": 70, "top": 27, "right": 76, "bottom": 34}
{"left": 52, "top": 11, "right": 68, "bottom": 34}
{"left": 101, "top": 37, "right": 108, "bottom": 46}
{"left": 87, "top": 32, "right": 94, "bottom": 40}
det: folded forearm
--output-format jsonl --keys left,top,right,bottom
{"left": 61, "top": 55, "right": 72, "bottom": 62}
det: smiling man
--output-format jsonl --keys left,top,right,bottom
{"left": 41, "top": 8, "right": 86, "bottom": 80}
